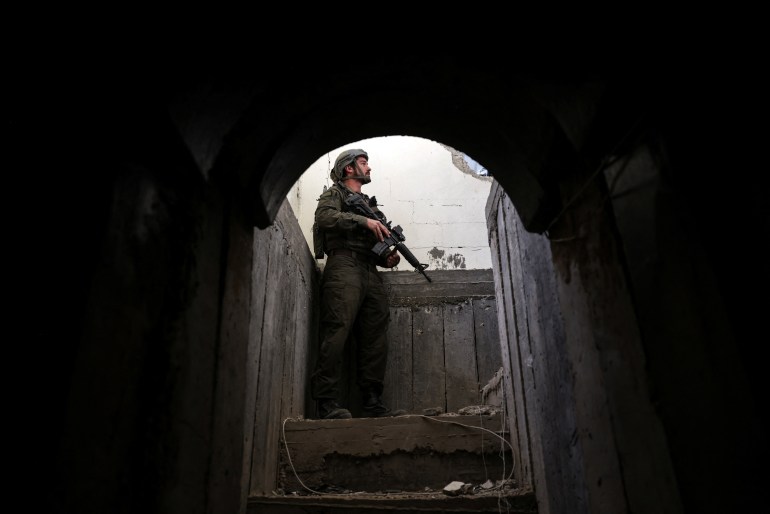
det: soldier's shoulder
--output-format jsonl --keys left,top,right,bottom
{"left": 317, "top": 184, "right": 345, "bottom": 204}
{"left": 325, "top": 184, "right": 349, "bottom": 197}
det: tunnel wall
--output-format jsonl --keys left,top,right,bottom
{"left": 487, "top": 178, "right": 681, "bottom": 514}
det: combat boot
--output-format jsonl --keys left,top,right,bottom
{"left": 317, "top": 399, "right": 352, "bottom": 419}
{"left": 361, "top": 390, "right": 407, "bottom": 418}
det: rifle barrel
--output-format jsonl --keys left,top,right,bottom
{"left": 396, "top": 243, "right": 432, "bottom": 282}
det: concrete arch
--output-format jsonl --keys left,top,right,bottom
{"left": 215, "top": 66, "right": 583, "bottom": 234}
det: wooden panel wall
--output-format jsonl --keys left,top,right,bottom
{"left": 377, "top": 269, "right": 503, "bottom": 416}
{"left": 246, "top": 200, "right": 319, "bottom": 496}
{"left": 487, "top": 177, "right": 684, "bottom": 514}
{"left": 486, "top": 180, "right": 583, "bottom": 510}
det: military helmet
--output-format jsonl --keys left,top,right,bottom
{"left": 331, "top": 148, "right": 368, "bottom": 181}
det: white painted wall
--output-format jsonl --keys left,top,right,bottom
{"left": 287, "top": 136, "right": 493, "bottom": 272}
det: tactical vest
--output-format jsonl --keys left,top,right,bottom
{"left": 312, "top": 183, "right": 380, "bottom": 260}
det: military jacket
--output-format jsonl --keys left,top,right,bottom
{"left": 313, "top": 182, "right": 387, "bottom": 262}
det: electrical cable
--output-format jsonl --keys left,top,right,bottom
{"left": 280, "top": 416, "right": 326, "bottom": 495}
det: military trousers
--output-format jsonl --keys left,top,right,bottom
{"left": 311, "top": 253, "right": 390, "bottom": 400}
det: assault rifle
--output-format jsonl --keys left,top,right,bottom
{"left": 344, "top": 193, "right": 432, "bottom": 282}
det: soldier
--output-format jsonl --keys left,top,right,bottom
{"left": 310, "top": 148, "right": 405, "bottom": 419}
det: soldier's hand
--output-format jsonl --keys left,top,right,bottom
{"left": 384, "top": 249, "right": 401, "bottom": 268}
{"left": 365, "top": 219, "right": 390, "bottom": 241}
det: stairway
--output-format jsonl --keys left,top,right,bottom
{"left": 248, "top": 412, "right": 536, "bottom": 513}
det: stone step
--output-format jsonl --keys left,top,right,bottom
{"left": 277, "top": 412, "right": 516, "bottom": 494}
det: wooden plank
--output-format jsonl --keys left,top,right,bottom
{"left": 288, "top": 273, "right": 305, "bottom": 417}
{"left": 489, "top": 193, "right": 527, "bottom": 486}
{"left": 280, "top": 201, "right": 317, "bottom": 418}
{"left": 290, "top": 263, "right": 316, "bottom": 418}
{"left": 382, "top": 269, "right": 495, "bottom": 304}
{"left": 384, "top": 306, "right": 413, "bottom": 413}
{"left": 383, "top": 268, "right": 494, "bottom": 286}
{"left": 472, "top": 296, "right": 503, "bottom": 385}
{"left": 412, "top": 305, "right": 445, "bottom": 412}
{"left": 503, "top": 196, "right": 534, "bottom": 485}
{"left": 443, "top": 301, "right": 480, "bottom": 411}
{"left": 279, "top": 239, "right": 299, "bottom": 420}
{"left": 546, "top": 180, "right": 630, "bottom": 514}
{"left": 244, "top": 221, "right": 271, "bottom": 498}
{"left": 249, "top": 223, "right": 289, "bottom": 495}
{"left": 209, "top": 215, "right": 254, "bottom": 513}
{"left": 519, "top": 203, "right": 586, "bottom": 514}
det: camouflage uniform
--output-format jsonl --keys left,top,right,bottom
{"left": 310, "top": 181, "right": 391, "bottom": 404}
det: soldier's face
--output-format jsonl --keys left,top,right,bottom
{"left": 349, "top": 157, "right": 371, "bottom": 183}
